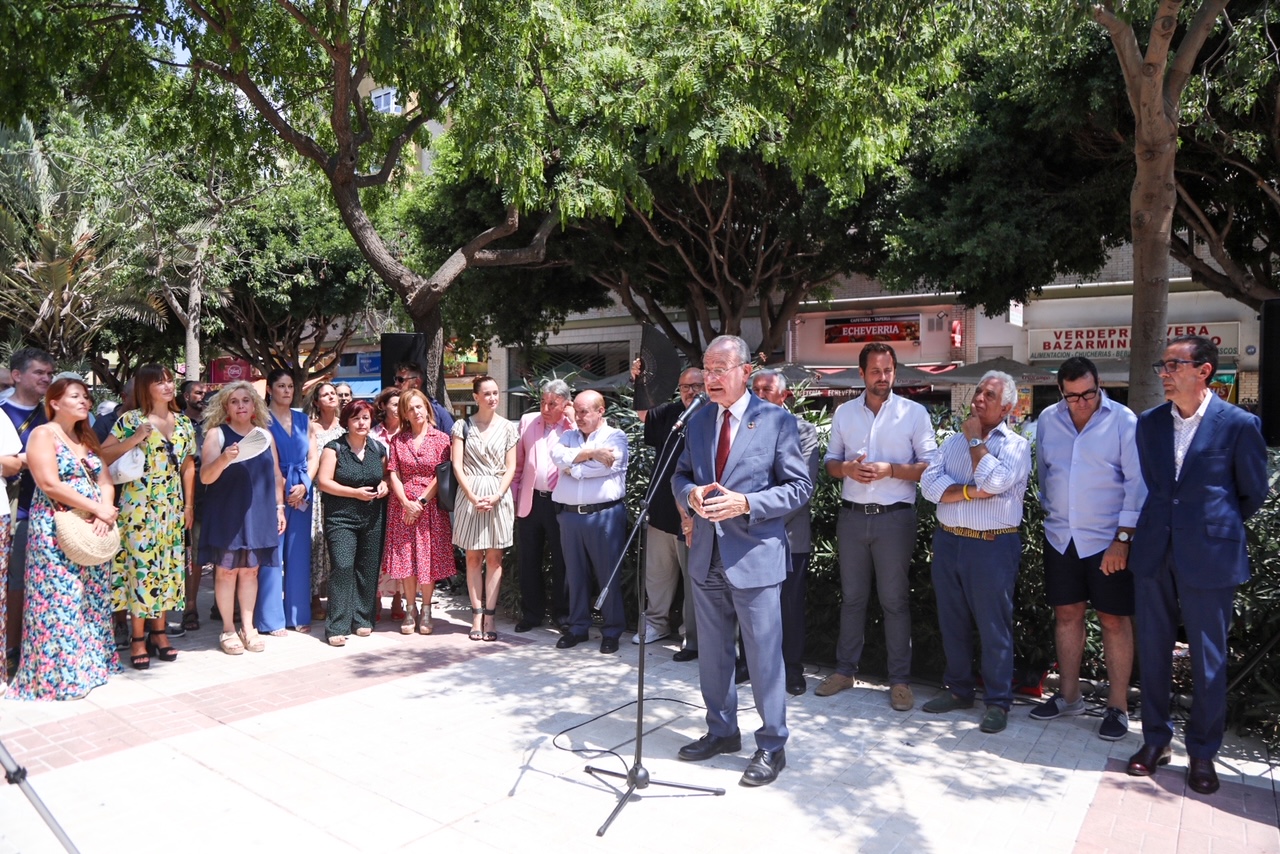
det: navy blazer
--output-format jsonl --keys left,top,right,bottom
{"left": 672, "top": 395, "right": 813, "bottom": 589}
{"left": 1132, "top": 394, "right": 1268, "bottom": 588}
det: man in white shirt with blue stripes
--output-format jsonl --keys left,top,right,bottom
{"left": 1031, "top": 356, "right": 1144, "bottom": 741}
{"left": 920, "top": 371, "right": 1031, "bottom": 734}
{"left": 816, "top": 344, "right": 936, "bottom": 711}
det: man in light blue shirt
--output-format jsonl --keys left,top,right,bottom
{"left": 919, "top": 371, "right": 1031, "bottom": 734}
{"left": 1031, "top": 357, "right": 1144, "bottom": 741}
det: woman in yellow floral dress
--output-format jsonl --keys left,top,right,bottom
{"left": 100, "top": 364, "right": 196, "bottom": 669}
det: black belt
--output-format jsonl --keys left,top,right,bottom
{"left": 841, "top": 500, "right": 913, "bottom": 514}
{"left": 556, "top": 498, "right": 623, "bottom": 515}
{"left": 534, "top": 489, "right": 554, "bottom": 499}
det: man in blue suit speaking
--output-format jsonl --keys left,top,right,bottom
{"left": 1127, "top": 335, "right": 1268, "bottom": 794}
{"left": 672, "top": 335, "right": 813, "bottom": 786}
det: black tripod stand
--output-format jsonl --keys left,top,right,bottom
{"left": 0, "top": 736, "right": 80, "bottom": 852}
{"left": 583, "top": 410, "right": 724, "bottom": 835}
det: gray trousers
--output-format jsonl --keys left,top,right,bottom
{"left": 641, "top": 526, "right": 694, "bottom": 646}
{"left": 835, "top": 505, "right": 916, "bottom": 685}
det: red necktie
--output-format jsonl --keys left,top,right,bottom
{"left": 714, "top": 410, "right": 731, "bottom": 481}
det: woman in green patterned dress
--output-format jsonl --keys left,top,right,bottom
{"left": 100, "top": 364, "right": 196, "bottom": 669}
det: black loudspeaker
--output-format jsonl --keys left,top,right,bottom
{"left": 380, "top": 333, "right": 428, "bottom": 391}
{"left": 1262, "top": 300, "right": 1280, "bottom": 446}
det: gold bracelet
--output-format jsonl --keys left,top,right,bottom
{"left": 962, "top": 484, "right": 971, "bottom": 501}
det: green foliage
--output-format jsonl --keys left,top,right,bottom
{"left": 1231, "top": 450, "right": 1280, "bottom": 750}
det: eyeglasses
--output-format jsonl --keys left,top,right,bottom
{"left": 394, "top": 375, "right": 418, "bottom": 384}
{"left": 1151, "top": 359, "right": 1201, "bottom": 377}
{"left": 1061, "top": 388, "right": 1099, "bottom": 404}
{"left": 701, "top": 363, "right": 745, "bottom": 380}
{"left": 678, "top": 383, "right": 705, "bottom": 393}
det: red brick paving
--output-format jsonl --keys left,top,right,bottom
{"left": 1075, "top": 757, "right": 1280, "bottom": 854}
{"left": 3, "top": 630, "right": 528, "bottom": 776}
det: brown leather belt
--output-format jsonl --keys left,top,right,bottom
{"left": 940, "top": 524, "right": 1019, "bottom": 541}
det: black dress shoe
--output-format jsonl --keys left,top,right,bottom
{"left": 673, "top": 648, "right": 698, "bottom": 662}
{"left": 555, "top": 633, "right": 589, "bottom": 649}
{"left": 600, "top": 637, "right": 619, "bottom": 654}
{"left": 785, "top": 665, "right": 806, "bottom": 696}
{"left": 514, "top": 618, "right": 542, "bottom": 633}
{"left": 740, "top": 748, "right": 786, "bottom": 786}
{"left": 735, "top": 658, "right": 750, "bottom": 685}
{"left": 1126, "top": 744, "right": 1172, "bottom": 777}
{"left": 678, "top": 732, "right": 742, "bottom": 762}
{"left": 1187, "top": 757, "right": 1220, "bottom": 794}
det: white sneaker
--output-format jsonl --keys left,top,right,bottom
{"left": 632, "top": 624, "right": 670, "bottom": 645}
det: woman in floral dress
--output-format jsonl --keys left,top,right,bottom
{"left": 384, "top": 390, "right": 454, "bottom": 634}
{"left": 309, "top": 382, "right": 344, "bottom": 619}
{"left": 10, "top": 375, "right": 121, "bottom": 700}
{"left": 101, "top": 364, "right": 196, "bottom": 669}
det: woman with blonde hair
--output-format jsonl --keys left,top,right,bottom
{"left": 10, "top": 375, "right": 121, "bottom": 699}
{"left": 101, "top": 363, "right": 196, "bottom": 669}
{"left": 199, "top": 382, "right": 286, "bottom": 655}
{"left": 451, "top": 376, "right": 517, "bottom": 641}
{"left": 383, "top": 389, "right": 454, "bottom": 634}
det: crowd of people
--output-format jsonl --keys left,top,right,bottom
{"left": 0, "top": 332, "right": 1269, "bottom": 795}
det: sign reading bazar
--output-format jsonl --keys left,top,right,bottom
{"left": 1028, "top": 323, "right": 1240, "bottom": 362}
{"left": 825, "top": 314, "right": 921, "bottom": 345}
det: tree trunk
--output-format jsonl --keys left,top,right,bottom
{"left": 413, "top": 303, "right": 449, "bottom": 406}
{"left": 1127, "top": 140, "right": 1176, "bottom": 413}
{"left": 185, "top": 268, "right": 203, "bottom": 382}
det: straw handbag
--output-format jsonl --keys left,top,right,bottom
{"left": 54, "top": 454, "right": 122, "bottom": 566}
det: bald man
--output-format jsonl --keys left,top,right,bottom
{"left": 549, "top": 391, "right": 631, "bottom": 653}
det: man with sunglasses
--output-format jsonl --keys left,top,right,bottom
{"left": 395, "top": 363, "right": 454, "bottom": 434}
{"left": 1031, "top": 356, "right": 1145, "bottom": 741}
{"left": 1126, "top": 335, "right": 1267, "bottom": 794}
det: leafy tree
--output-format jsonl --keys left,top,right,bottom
{"left": 0, "top": 117, "right": 163, "bottom": 364}
{"left": 210, "top": 174, "right": 384, "bottom": 380}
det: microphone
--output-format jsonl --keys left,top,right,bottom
{"left": 671, "top": 393, "right": 709, "bottom": 432}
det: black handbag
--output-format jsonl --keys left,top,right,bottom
{"left": 434, "top": 418, "right": 468, "bottom": 512}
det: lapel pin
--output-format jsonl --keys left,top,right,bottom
{"left": 747, "top": 421, "right": 756, "bottom": 429}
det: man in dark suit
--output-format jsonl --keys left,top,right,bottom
{"left": 1127, "top": 335, "right": 1268, "bottom": 794}
{"left": 672, "top": 336, "right": 812, "bottom": 787}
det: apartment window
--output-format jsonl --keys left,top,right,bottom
{"left": 371, "top": 87, "right": 402, "bottom": 115}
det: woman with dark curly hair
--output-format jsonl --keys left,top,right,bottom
{"left": 316, "top": 400, "right": 388, "bottom": 645}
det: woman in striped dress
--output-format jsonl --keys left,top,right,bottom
{"left": 450, "top": 376, "right": 517, "bottom": 641}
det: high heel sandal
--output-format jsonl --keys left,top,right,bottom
{"left": 482, "top": 607, "right": 498, "bottom": 642}
{"left": 469, "top": 607, "right": 484, "bottom": 642}
{"left": 147, "top": 630, "right": 179, "bottom": 662}
{"left": 129, "top": 636, "right": 150, "bottom": 670}
{"left": 418, "top": 603, "right": 433, "bottom": 635}
{"left": 400, "top": 605, "right": 418, "bottom": 635}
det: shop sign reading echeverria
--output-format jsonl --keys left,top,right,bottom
{"left": 1027, "top": 323, "right": 1240, "bottom": 362}
{"left": 824, "top": 314, "right": 921, "bottom": 345}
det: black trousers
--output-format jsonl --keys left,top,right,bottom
{"left": 516, "top": 492, "right": 568, "bottom": 623}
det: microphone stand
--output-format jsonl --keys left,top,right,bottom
{"left": 584, "top": 412, "right": 724, "bottom": 836}
{"left": 0, "top": 737, "right": 80, "bottom": 852}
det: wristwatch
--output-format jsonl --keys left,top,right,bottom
{"left": 968, "top": 437, "right": 985, "bottom": 448}
{"left": 419, "top": 494, "right": 430, "bottom": 506}
{"left": 1114, "top": 531, "right": 1132, "bottom": 544}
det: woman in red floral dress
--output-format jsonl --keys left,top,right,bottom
{"left": 382, "top": 390, "right": 454, "bottom": 634}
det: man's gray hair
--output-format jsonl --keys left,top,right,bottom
{"left": 706, "top": 335, "right": 751, "bottom": 365}
{"left": 979, "top": 370, "right": 1018, "bottom": 408}
{"left": 751, "top": 368, "right": 787, "bottom": 392}
{"left": 541, "top": 378, "right": 572, "bottom": 400}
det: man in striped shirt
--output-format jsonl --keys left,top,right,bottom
{"left": 919, "top": 371, "right": 1032, "bottom": 734}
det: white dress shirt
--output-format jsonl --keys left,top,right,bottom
{"left": 549, "top": 422, "right": 629, "bottom": 506}
{"left": 824, "top": 391, "right": 937, "bottom": 504}
{"left": 1037, "top": 393, "right": 1146, "bottom": 558}
{"left": 1172, "top": 391, "right": 1213, "bottom": 479}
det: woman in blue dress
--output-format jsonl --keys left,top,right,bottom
{"left": 266, "top": 369, "right": 317, "bottom": 633}
{"left": 199, "top": 382, "right": 286, "bottom": 654}
{"left": 10, "top": 375, "right": 121, "bottom": 699}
